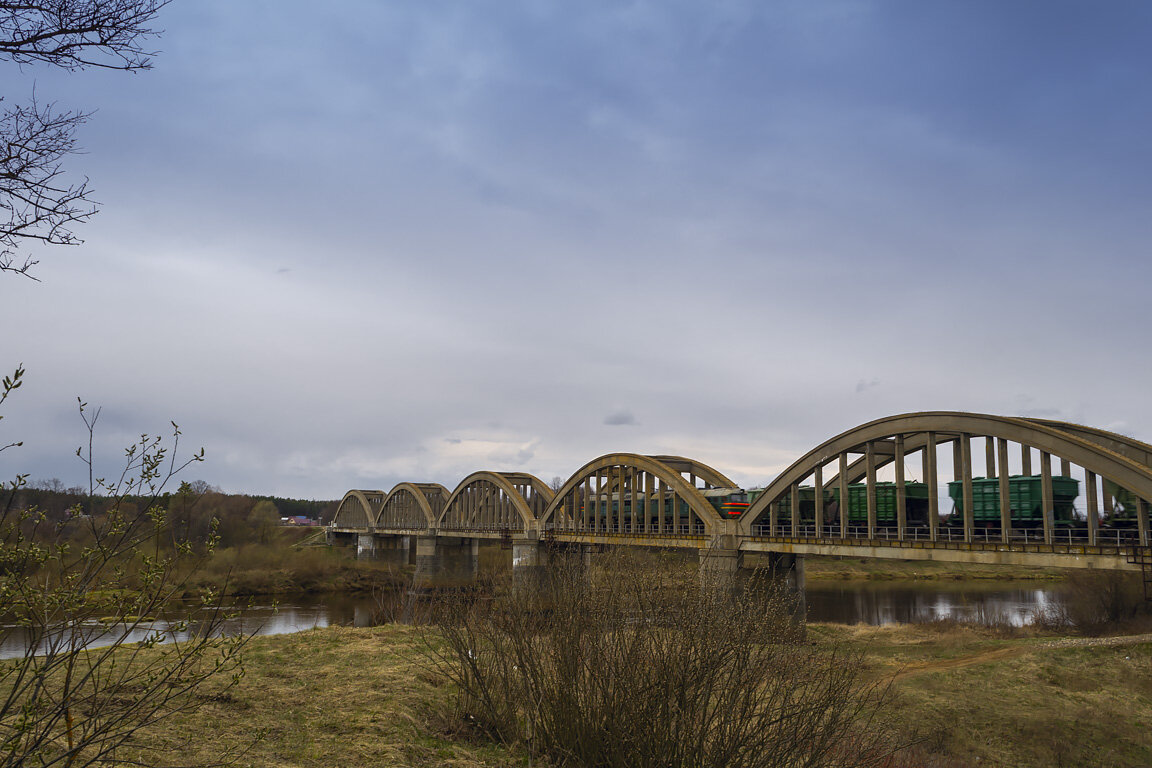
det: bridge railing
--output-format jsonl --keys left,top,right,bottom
{"left": 546, "top": 522, "right": 707, "bottom": 536}
{"left": 749, "top": 524, "right": 1142, "bottom": 547}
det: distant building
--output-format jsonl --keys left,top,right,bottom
{"left": 280, "top": 515, "right": 318, "bottom": 526}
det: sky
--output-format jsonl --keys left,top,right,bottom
{"left": 2, "top": 1, "right": 1151, "bottom": 500}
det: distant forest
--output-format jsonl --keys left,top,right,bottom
{"left": 9, "top": 479, "right": 340, "bottom": 549}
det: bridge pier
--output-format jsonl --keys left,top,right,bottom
{"left": 413, "top": 535, "right": 480, "bottom": 585}
{"left": 357, "top": 533, "right": 377, "bottom": 559}
{"left": 512, "top": 536, "right": 571, "bottom": 594}
{"left": 362, "top": 534, "right": 410, "bottom": 566}
{"left": 698, "top": 548, "right": 806, "bottom": 615}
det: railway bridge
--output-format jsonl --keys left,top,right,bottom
{"left": 328, "top": 412, "right": 1152, "bottom": 589}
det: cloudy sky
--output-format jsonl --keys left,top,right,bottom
{"left": 3, "top": 1, "right": 1151, "bottom": 499}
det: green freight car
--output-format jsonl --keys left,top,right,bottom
{"left": 583, "top": 488, "right": 749, "bottom": 523}
{"left": 1101, "top": 479, "right": 1147, "bottom": 528}
{"left": 946, "top": 475, "right": 1078, "bottom": 528}
{"left": 761, "top": 482, "right": 931, "bottom": 527}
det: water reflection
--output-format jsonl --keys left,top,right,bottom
{"left": 0, "top": 596, "right": 376, "bottom": 661}
{"left": 805, "top": 582, "right": 1063, "bottom": 626}
{"left": 0, "top": 583, "right": 1068, "bottom": 658}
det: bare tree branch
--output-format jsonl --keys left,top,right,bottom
{"left": 0, "top": 1, "right": 170, "bottom": 71}
{"left": 0, "top": 94, "right": 94, "bottom": 277}
{"left": 0, "top": 1, "right": 170, "bottom": 278}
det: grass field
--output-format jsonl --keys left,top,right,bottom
{"left": 110, "top": 618, "right": 1152, "bottom": 768}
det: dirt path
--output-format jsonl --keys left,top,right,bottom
{"left": 891, "top": 633, "right": 1152, "bottom": 681}
{"left": 891, "top": 647, "right": 1025, "bottom": 681}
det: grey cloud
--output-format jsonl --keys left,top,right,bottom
{"left": 603, "top": 410, "right": 638, "bottom": 426}
{"left": 5, "top": 2, "right": 1152, "bottom": 498}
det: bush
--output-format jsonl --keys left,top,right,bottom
{"left": 1, "top": 381, "right": 247, "bottom": 767}
{"left": 1057, "top": 570, "right": 1147, "bottom": 633}
{"left": 428, "top": 548, "right": 896, "bottom": 768}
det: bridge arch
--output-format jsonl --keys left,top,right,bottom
{"left": 541, "top": 453, "right": 735, "bottom": 537}
{"left": 741, "top": 411, "right": 1152, "bottom": 544}
{"left": 331, "top": 489, "right": 386, "bottom": 529}
{"left": 376, "top": 482, "right": 450, "bottom": 530}
{"left": 438, "top": 471, "right": 553, "bottom": 532}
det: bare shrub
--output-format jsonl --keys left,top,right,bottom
{"left": 427, "top": 548, "right": 896, "bottom": 768}
{"left": 1059, "top": 570, "right": 1146, "bottom": 633}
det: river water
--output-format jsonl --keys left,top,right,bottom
{"left": 0, "top": 581, "right": 1067, "bottom": 660}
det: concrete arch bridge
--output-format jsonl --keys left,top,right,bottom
{"left": 328, "top": 412, "right": 1152, "bottom": 588}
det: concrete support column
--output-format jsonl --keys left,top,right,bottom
{"left": 926, "top": 435, "right": 935, "bottom": 543}
{"left": 434, "top": 536, "right": 480, "bottom": 583}
{"left": 1139, "top": 499, "right": 1150, "bottom": 547}
{"left": 511, "top": 535, "right": 552, "bottom": 594}
{"left": 582, "top": 543, "right": 601, "bottom": 569}
{"left": 925, "top": 433, "right": 939, "bottom": 542}
{"left": 1040, "top": 452, "right": 1054, "bottom": 545}
{"left": 414, "top": 535, "right": 441, "bottom": 581}
{"left": 839, "top": 453, "right": 849, "bottom": 538}
{"left": 1086, "top": 471, "right": 1099, "bottom": 546}
{"left": 865, "top": 442, "right": 877, "bottom": 539}
{"left": 768, "top": 552, "right": 805, "bottom": 611}
{"left": 699, "top": 549, "right": 806, "bottom": 617}
{"left": 961, "top": 435, "right": 974, "bottom": 542}
{"left": 814, "top": 463, "right": 824, "bottom": 537}
{"left": 997, "top": 439, "right": 1011, "bottom": 543}
{"left": 790, "top": 482, "right": 800, "bottom": 536}
{"left": 357, "top": 532, "right": 377, "bottom": 559}
{"left": 371, "top": 534, "right": 411, "bottom": 568}
{"left": 698, "top": 547, "right": 741, "bottom": 591}
{"left": 895, "top": 434, "right": 907, "bottom": 540}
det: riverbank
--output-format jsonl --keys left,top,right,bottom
{"left": 804, "top": 554, "right": 1073, "bottom": 581}
{"left": 184, "top": 541, "right": 408, "bottom": 597}
{"left": 188, "top": 544, "right": 1079, "bottom": 600}
{"left": 116, "top": 620, "right": 1152, "bottom": 767}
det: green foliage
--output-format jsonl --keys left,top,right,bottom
{"left": 0, "top": 372, "right": 248, "bottom": 767}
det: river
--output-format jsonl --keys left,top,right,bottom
{"left": 0, "top": 580, "right": 1069, "bottom": 660}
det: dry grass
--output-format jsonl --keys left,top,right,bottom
{"left": 107, "top": 614, "right": 1152, "bottom": 768}
{"left": 820, "top": 622, "right": 1152, "bottom": 767}
{"left": 805, "top": 556, "right": 1072, "bottom": 582}
{"left": 120, "top": 625, "right": 523, "bottom": 767}
{"left": 186, "top": 543, "right": 408, "bottom": 597}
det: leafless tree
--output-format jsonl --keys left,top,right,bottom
{"left": 0, "top": 1, "right": 170, "bottom": 278}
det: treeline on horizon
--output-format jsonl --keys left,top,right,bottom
{"left": 9, "top": 479, "right": 340, "bottom": 549}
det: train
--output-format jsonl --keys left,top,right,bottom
{"left": 747, "top": 483, "right": 932, "bottom": 527}
{"left": 1101, "top": 479, "right": 1146, "bottom": 528}
{"left": 576, "top": 476, "right": 1146, "bottom": 531}
{"left": 580, "top": 487, "right": 748, "bottom": 524}
{"left": 753, "top": 475, "right": 1094, "bottom": 530}
{"left": 944, "top": 475, "right": 1078, "bottom": 528}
